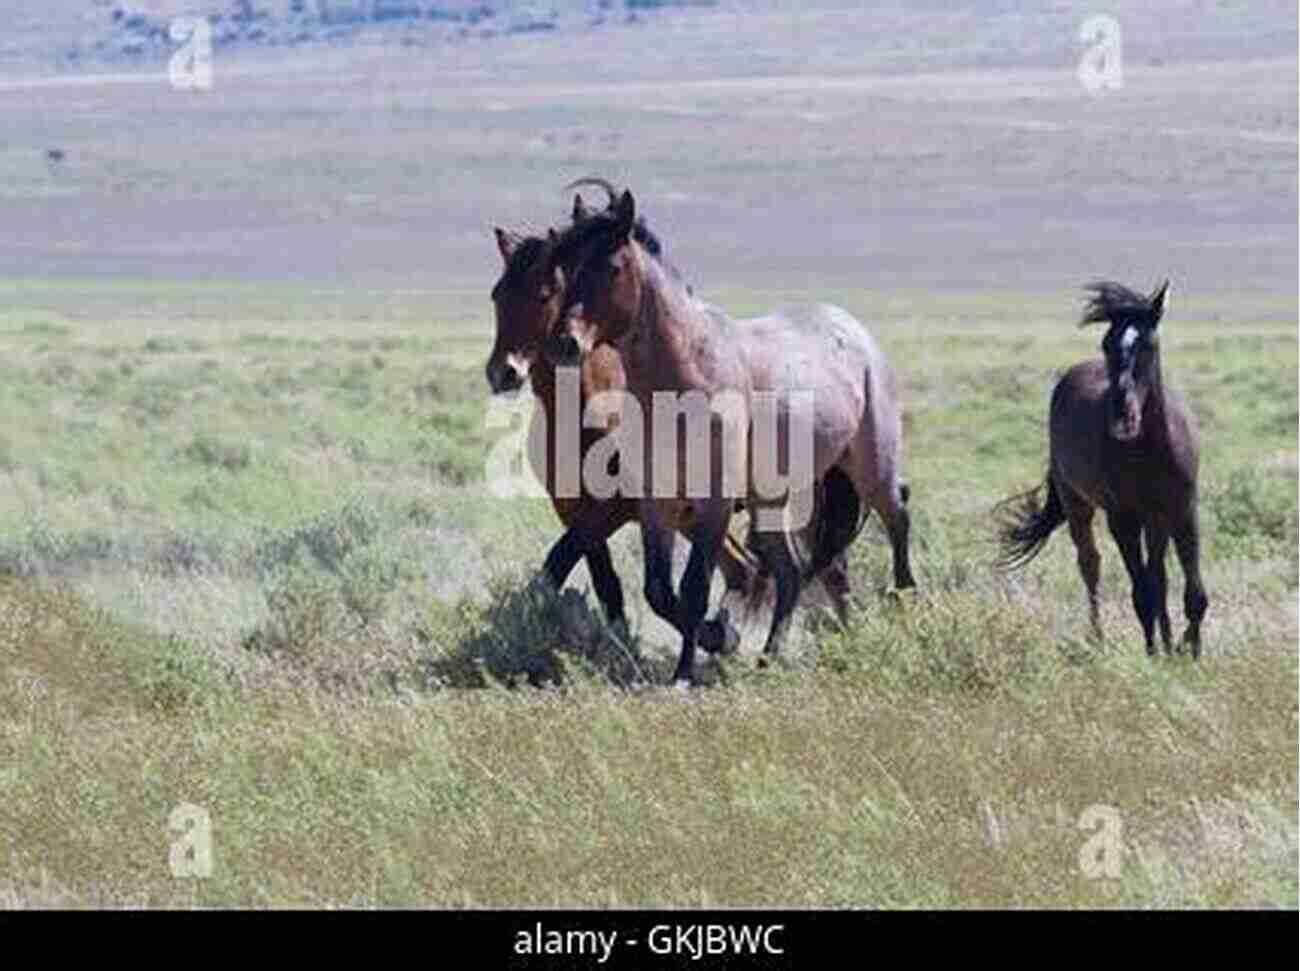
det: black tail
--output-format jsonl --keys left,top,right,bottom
{"left": 739, "top": 468, "right": 867, "bottom": 616}
{"left": 808, "top": 467, "right": 867, "bottom": 579}
{"left": 994, "top": 477, "right": 1065, "bottom": 570}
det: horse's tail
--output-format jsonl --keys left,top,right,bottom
{"left": 721, "top": 528, "right": 761, "bottom": 574}
{"left": 807, "top": 467, "right": 867, "bottom": 580}
{"left": 733, "top": 469, "right": 869, "bottom": 616}
{"left": 994, "top": 476, "right": 1065, "bottom": 571}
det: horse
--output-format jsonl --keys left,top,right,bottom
{"left": 486, "top": 183, "right": 852, "bottom": 651}
{"left": 544, "top": 189, "right": 915, "bottom": 685}
{"left": 995, "top": 280, "right": 1209, "bottom": 658}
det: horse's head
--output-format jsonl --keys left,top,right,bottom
{"left": 1082, "top": 279, "right": 1170, "bottom": 442}
{"left": 485, "top": 228, "right": 567, "bottom": 394}
{"left": 550, "top": 189, "right": 647, "bottom": 356}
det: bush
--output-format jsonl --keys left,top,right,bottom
{"left": 184, "top": 433, "right": 251, "bottom": 472}
{"left": 420, "top": 573, "right": 662, "bottom": 690}
{"left": 815, "top": 585, "right": 1069, "bottom": 698}
{"left": 140, "top": 634, "right": 223, "bottom": 716}
{"left": 253, "top": 497, "right": 383, "bottom": 575}
{"left": 1204, "top": 466, "right": 1296, "bottom": 545}
{"left": 242, "top": 567, "right": 357, "bottom": 664}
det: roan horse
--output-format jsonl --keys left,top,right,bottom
{"left": 545, "top": 189, "right": 916, "bottom": 684}
{"left": 486, "top": 184, "right": 855, "bottom": 650}
{"left": 996, "top": 280, "right": 1209, "bottom": 658}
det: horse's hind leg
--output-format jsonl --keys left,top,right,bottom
{"left": 870, "top": 479, "right": 915, "bottom": 591}
{"left": 818, "top": 555, "right": 852, "bottom": 625}
{"left": 1145, "top": 525, "right": 1174, "bottom": 654}
{"left": 670, "top": 503, "right": 732, "bottom": 685}
{"left": 804, "top": 468, "right": 860, "bottom": 622}
{"left": 749, "top": 526, "right": 802, "bottom": 666}
{"left": 702, "top": 531, "right": 760, "bottom": 654}
{"left": 640, "top": 514, "right": 684, "bottom": 635}
{"left": 1107, "top": 511, "right": 1157, "bottom": 655}
{"left": 1063, "top": 500, "right": 1102, "bottom": 640}
{"left": 1172, "top": 514, "right": 1210, "bottom": 659}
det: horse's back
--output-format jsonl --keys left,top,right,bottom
{"left": 734, "top": 303, "right": 894, "bottom": 396}
{"left": 728, "top": 303, "right": 903, "bottom": 487}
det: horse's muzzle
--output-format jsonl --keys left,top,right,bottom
{"left": 486, "top": 359, "right": 524, "bottom": 394}
{"left": 1108, "top": 403, "right": 1142, "bottom": 441}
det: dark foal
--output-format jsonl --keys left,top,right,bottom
{"left": 997, "top": 280, "right": 1209, "bottom": 657}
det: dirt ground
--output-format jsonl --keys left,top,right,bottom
{"left": 0, "top": 1, "right": 1294, "bottom": 299}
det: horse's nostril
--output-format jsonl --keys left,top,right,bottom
{"left": 487, "top": 361, "right": 523, "bottom": 393}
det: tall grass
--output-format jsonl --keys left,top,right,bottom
{"left": 0, "top": 285, "right": 1294, "bottom": 907}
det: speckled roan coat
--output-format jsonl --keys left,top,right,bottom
{"left": 549, "top": 191, "right": 915, "bottom": 684}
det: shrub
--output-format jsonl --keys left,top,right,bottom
{"left": 420, "top": 573, "right": 661, "bottom": 690}
{"left": 140, "top": 634, "right": 223, "bottom": 716}
{"left": 184, "top": 433, "right": 252, "bottom": 471}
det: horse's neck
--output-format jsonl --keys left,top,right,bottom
{"left": 1142, "top": 353, "right": 1173, "bottom": 447}
{"left": 632, "top": 253, "right": 712, "bottom": 384}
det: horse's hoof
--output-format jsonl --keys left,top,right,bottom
{"left": 697, "top": 618, "right": 739, "bottom": 656}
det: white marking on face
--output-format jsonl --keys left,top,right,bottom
{"left": 506, "top": 351, "right": 532, "bottom": 381}
{"left": 1120, "top": 326, "right": 1138, "bottom": 352}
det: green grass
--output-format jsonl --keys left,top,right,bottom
{"left": 0, "top": 280, "right": 1295, "bottom": 907}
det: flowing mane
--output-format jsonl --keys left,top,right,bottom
{"left": 1079, "top": 280, "right": 1167, "bottom": 329}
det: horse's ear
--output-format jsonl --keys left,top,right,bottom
{"left": 1149, "top": 279, "right": 1170, "bottom": 326}
{"left": 494, "top": 227, "right": 520, "bottom": 265}
{"left": 614, "top": 190, "right": 636, "bottom": 243}
{"left": 572, "top": 193, "right": 588, "bottom": 222}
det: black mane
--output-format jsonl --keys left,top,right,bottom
{"left": 1079, "top": 281, "right": 1162, "bottom": 329}
{"left": 550, "top": 204, "right": 678, "bottom": 284}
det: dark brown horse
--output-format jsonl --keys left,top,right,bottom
{"left": 545, "top": 190, "right": 915, "bottom": 684}
{"left": 487, "top": 186, "right": 852, "bottom": 649}
{"left": 997, "top": 280, "right": 1209, "bottom": 657}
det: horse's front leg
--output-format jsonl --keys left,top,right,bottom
{"left": 542, "top": 499, "right": 636, "bottom": 625}
{"left": 697, "top": 529, "right": 752, "bottom": 656}
{"left": 671, "top": 500, "right": 731, "bottom": 685}
{"left": 1107, "top": 510, "right": 1157, "bottom": 654}
{"left": 638, "top": 501, "right": 683, "bottom": 636}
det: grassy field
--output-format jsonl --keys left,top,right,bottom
{"left": 0, "top": 0, "right": 1295, "bottom": 911}
{"left": 0, "top": 279, "right": 1294, "bottom": 907}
